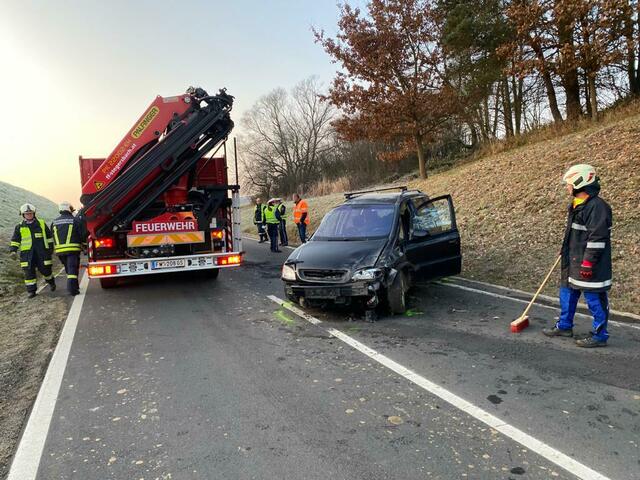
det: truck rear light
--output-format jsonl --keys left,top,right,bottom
{"left": 211, "top": 229, "right": 224, "bottom": 240}
{"left": 217, "top": 254, "right": 241, "bottom": 266}
{"left": 95, "top": 237, "right": 115, "bottom": 248}
{"left": 89, "top": 264, "right": 117, "bottom": 276}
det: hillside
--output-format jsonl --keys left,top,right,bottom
{"left": 0, "top": 181, "right": 59, "bottom": 233}
{"left": 242, "top": 112, "right": 640, "bottom": 314}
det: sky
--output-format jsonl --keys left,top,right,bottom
{"left": 0, "top": 0, "right": 350, "bottom": 205}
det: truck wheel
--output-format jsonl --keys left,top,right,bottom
{"left": 99, "top": 278, "right": 118, "bottom": 289}
{"left": 202, "top": 268, "right": 220, "bottom": 280}
{"left": 387, "top": 271, "right": 407, "bottom": 315}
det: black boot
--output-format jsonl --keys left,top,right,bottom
{"left": 27, "top": 291, "right": 37, "bottom": 299}
{"left": 48, "top": 281, "right": 56, "bottom": 292}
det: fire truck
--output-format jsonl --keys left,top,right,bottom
{"left": 79, "top": 87, "right": 242, "bottom": 288}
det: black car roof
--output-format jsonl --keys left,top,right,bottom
{"left": 342, "top": 190, "right": 426, "bottom": 205}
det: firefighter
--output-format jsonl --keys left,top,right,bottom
{"left": 51, "top": 202, "right": 85, "bottom": 296}
{"left": 9, "top": 203, "right": 55, "bottom": 298}
{"left": 292, "top": 193, "right": 309, "bottom": 243}
{"left": 543, "top": 164, "right": 612, "bottom": 348}
{"left": 263, "top": 198, "right": 282, "bottom": 253}
{"left": 253, "top": 197, "right": 268, "bottom": 243}
{"left": 277, "top": 198, "right": 288, "bottom": 247}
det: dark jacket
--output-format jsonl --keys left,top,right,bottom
{"left": 560, "top": 193, "right": 612, "bottom": 292}
{"left": 9, "top": 218, "right": 53, "bottom": 263}
{"left": 254, "top": 204, "right": 265, "bottom": 224}
{"left": 51, "top": 211, "right": 86, "bottom": 254}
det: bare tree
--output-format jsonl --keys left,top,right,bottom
{"left": 240, "top": 77, "right": 337, "bottom": 196}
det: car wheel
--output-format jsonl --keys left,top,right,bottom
{"left": 387, "top": 271, "right": 407, "bottom": 315}
{"left": 99, "top": 278, "right": 118, "bottom": 289}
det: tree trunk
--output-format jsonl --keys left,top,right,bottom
{"left": 415, "top": 133, "right": 427, "bottom": 179}
{"left": 531, "top": 42, "right": 563, "bottom": 123}
{"left": 583, "top": 70, "right": 592, "bottom": 117}
{"left": 562, "top": 70, "right": 582, "bottom": 122}
{"left": 588, "top": 74, "right": 598, "bottom": 120}
{"left": 512, "top": 75, "right": 523, "bottom": 135}
{"left": 502, "top": 79, "right": 514, "bottom": 138}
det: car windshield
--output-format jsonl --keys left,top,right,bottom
{"left": 313, "top": 204, "right": 395, "bottom": 240}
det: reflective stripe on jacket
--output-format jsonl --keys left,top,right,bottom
{"left": 253, "top": 204, "right": 265, "bottom": 224}
{"left": 10, "top": 218, "right": 53, "bottom": 264}
{"left": 560, "top": 194, "right": 612, "bottom": 292}
{"left": 293, "top": 199, "right": 309, "bottom": 224}
{"left": 52, "top": 212, "right": 84, "bottom": 254}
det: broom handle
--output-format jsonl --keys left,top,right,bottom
{"left": 521, "top": 255, "right": 562, "bottom": 317}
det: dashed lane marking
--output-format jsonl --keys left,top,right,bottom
{"left": 268, "top": 294, "right": 612, "bottom": 480}
{"left": 8, "top": 273, "right": 89, "bottom": 480}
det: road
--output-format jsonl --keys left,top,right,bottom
{"left": 10, "top": 239, "right": 640, "bottom": 480}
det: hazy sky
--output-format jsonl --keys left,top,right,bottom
{"left": 0, "top": 0, "right": 347, "bottom": 205}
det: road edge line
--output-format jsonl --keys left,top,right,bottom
{"left": 449, "top": 276, "right": 640, "bottom": 321}
{"left": 437, "top": 281, "right": 640, "bottom": 331}
{"left": 267, "top": 294, "right": 612, "bottom": 480}
{"left": 8, "top": 274, "right": 90, "bottom": 480}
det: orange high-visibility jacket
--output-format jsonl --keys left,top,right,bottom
{"left": 292, "top": 199, "right": 310, "bottom": 225}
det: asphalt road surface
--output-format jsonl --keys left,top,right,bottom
{"left": 11, "top": 239, "right": 640, "bottom": 480}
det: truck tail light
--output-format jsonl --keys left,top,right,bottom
{"left": 95, "top": 237, "right": 114, "bottom": 248}
{"left": 217, "top": 255, "right": 241, "bottom": 266}
{"left": 211, "top": 229, "right": 224, "bottom": 240}
{"left": 89, "top": 264, "right": 117, "bottom": 276}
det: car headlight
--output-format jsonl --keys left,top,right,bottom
{"left": 282, "top": 264, "right": 297, "bottom": 281}
{"left": 351, "top": 268, "right": 383, "bottom": 281}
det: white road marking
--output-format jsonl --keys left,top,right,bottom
{"left": 268, "top": 295, "right": 612, "bottom": 480}
{"left": 35, "top": 267, "right": 65, "bottom": 294}
{"left": 437, "top": 281, "right": 640, "bottom": 331}
{"left": 448, "top": 276, "right": 640, "bottom": 321}
{"left": 8, "top": 274, "right": 89, "bottom": 480}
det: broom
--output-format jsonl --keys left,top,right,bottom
{"left": 510, "top": 255, "right": 562, "bottom": 333}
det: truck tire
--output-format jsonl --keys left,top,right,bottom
{"left": 202, "top": 268, "right": 220, "bottom": 280}
{"left": 387, "top": 271, "right": 407, "bottom": 315}
{"left": 99, "top": 278, "right": 118, "bottom": 289}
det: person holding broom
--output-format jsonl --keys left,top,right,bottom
{"left": 542, "top": 164, "right": 612, "bottom": 348}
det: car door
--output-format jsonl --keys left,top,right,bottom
{"left": 405, "top": 195, "right": 461, "bottom": 282}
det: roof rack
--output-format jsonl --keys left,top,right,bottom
{"left": 344, "top": 185, "right": 407, "bottom": 199}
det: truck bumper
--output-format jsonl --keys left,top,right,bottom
{"left": 87, "top": 252, "right": 242, "bottom": 279}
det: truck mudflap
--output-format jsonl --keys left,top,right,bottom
{"left": 87, "top": 252, "right": 242, "bottom": 278}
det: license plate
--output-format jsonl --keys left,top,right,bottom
{"left": 152, "top": 259, "right": 186, "bottom": 270}
{"left": 306, "top": 288, "right": 340, "bottom": 299}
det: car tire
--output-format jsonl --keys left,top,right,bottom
{"left": 99, "top": 278, "right": 118, "bottom": 289}
{"left": 387, "top": 271, "right": 407, "bottom": 315}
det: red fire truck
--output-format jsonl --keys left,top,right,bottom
{"left": 79, "top": 87, "right": 242, "bottom": 288}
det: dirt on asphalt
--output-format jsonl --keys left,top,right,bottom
{"left": 0, "top": 233, "right": 70, "bottom": 479}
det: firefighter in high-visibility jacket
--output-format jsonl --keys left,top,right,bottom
{"left": 9, "top": 203, "right": 56, "bottom": 298}
{"left": 543, "top": 164, "right": 613, "bottom": 348}
{"left": 51, "top": 202, "right": 85, "bottom": 296}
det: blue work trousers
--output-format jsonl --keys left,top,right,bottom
{"left": 297, "top": 223, "right": 307, "bottom": 243}
{"left": 557, "top": 287, "right": 609, "bottom": 342}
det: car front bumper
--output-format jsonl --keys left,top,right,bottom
{"left": 284, "top": 280, "right": 381, "bottom": 300}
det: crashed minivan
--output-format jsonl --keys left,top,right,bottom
{"left": 281, "top": 187, "right": 462, "bottom": 318}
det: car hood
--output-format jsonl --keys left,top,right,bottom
{"left": 286, "top": 239, "right": 388, "bottom": 273}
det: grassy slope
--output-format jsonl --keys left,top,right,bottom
{"left": 242, "top": 113, "right": 639, "bottom": 314}
{"left": 0, "top": 183, "right": 66, "bottom": 477}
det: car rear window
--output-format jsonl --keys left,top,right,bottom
{"left": 313, "top": 204, "right": 395, "bottom": 240}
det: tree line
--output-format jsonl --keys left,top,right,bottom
{"left": 242, "top": 0, "right": 640, "bottom": 197}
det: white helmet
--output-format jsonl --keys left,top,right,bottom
{"left": 563, "top": 164, "right": 597, "bottom": 190}
{"left": 58, "top": 201, "right": 74, "bottom": 213}
{"left": 19, "top": 203, "right": 36, "bottom": 215}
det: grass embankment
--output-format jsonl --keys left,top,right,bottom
{"left": 0, "top": 229, "right": 68, "bottom": 478}
{"left": 242, "top": 112, "right": 639, "bottom": 314}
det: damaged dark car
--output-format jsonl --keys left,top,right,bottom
{"left": 281, "top": 187, "right": 462, "bottom": 319}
